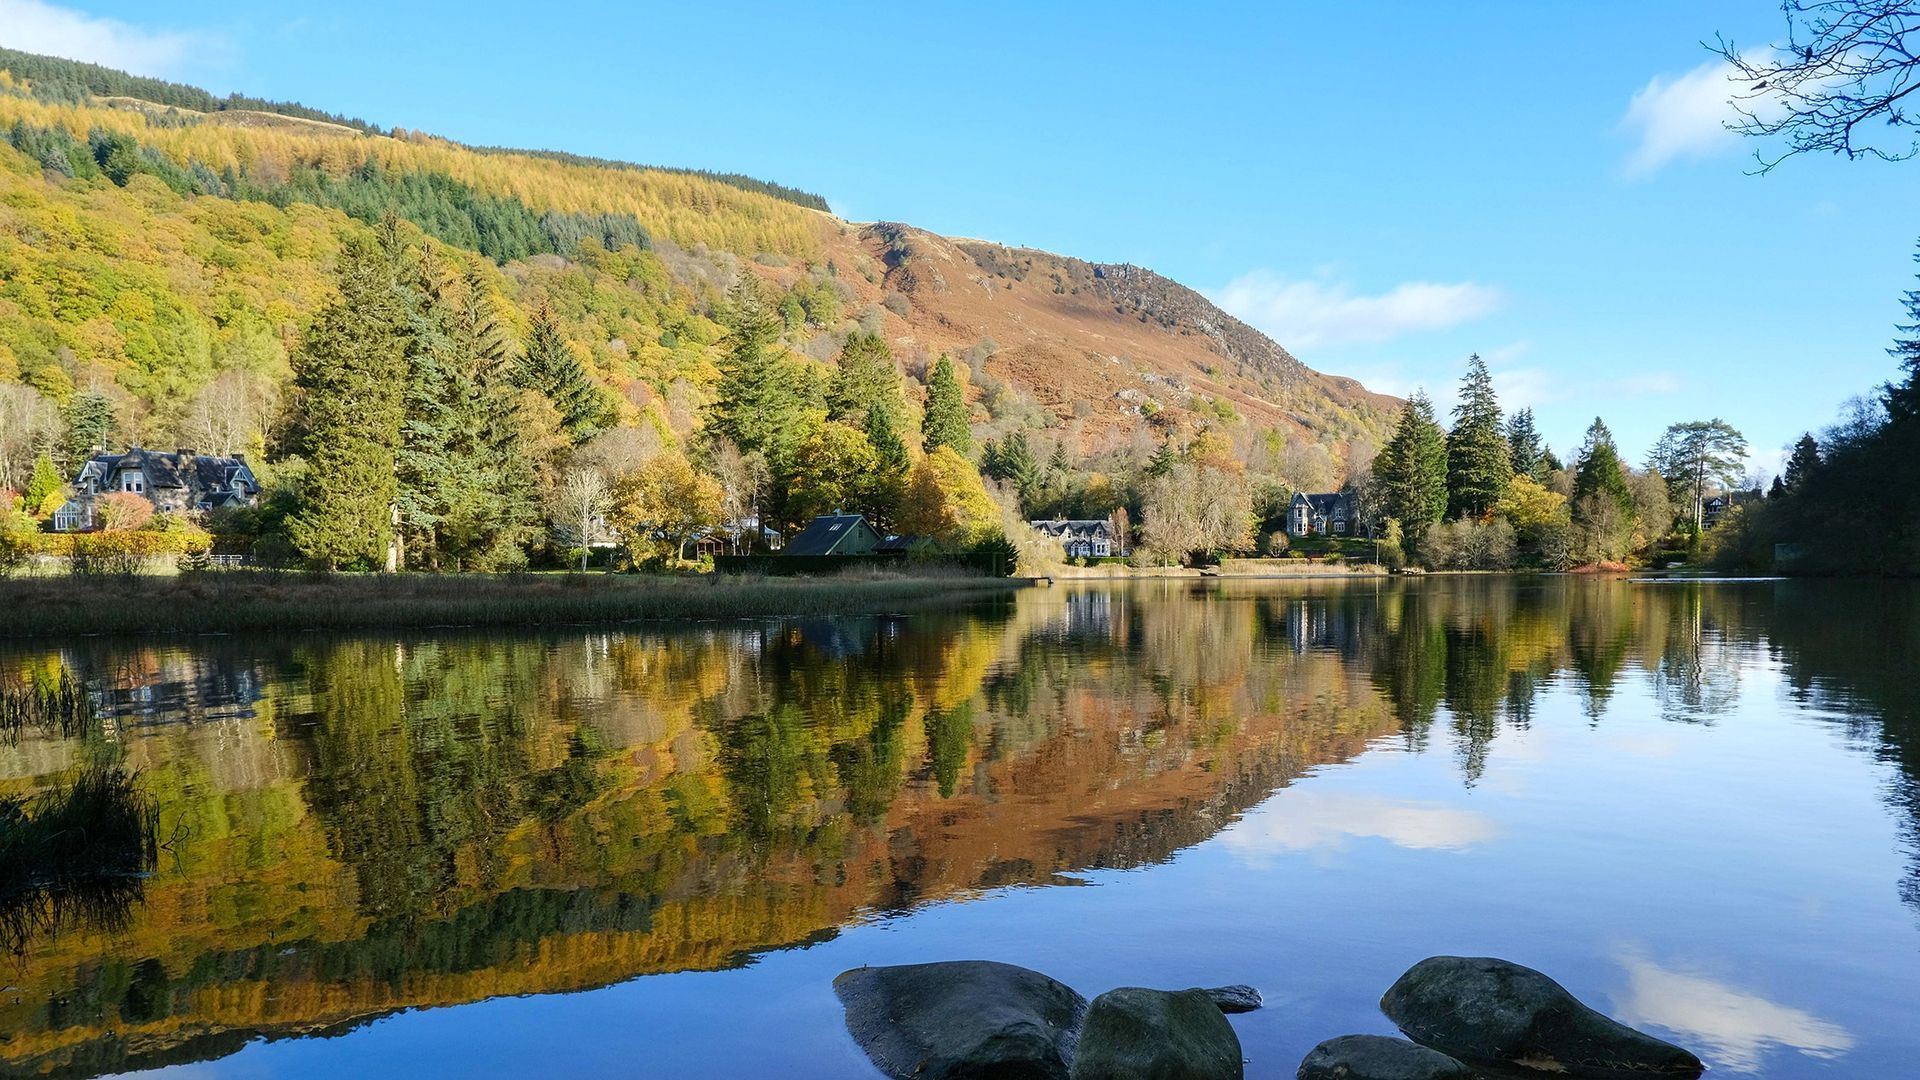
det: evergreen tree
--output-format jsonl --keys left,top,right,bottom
{"left": 861, "top": 405, "right": 910, "bottom": 529}
{"left": 1888, "top": 239, "right": 1920, "bottom": 422}
{"left": 59, "top": 390, "right": 117, "bottom": 467}
{"left": 1647, "top": 418, "right": 1748, "bottom": 532}
{"left": 289, "top": 232, "right": 410, "bottom": 570}
{"left": 826, "top": 332, "right": 901, "bottom": 428}
{"left": 23, "top": 451, "right": 62, "bottom": 515}
{"left": 1375, "top": 392, "right": 1449, "bottom": 530}
{"left": 983, "top": 430, "right": 1040, "bottom": 508}
{"left": 1783, "top": 433, "right": 1821, "bottom": 492}
{"left": 921, "top": 354, "right": 971, "bottom": 455}
{"left": 707, "top": 276, "right": 820, "bottom": 471}
{"left": 1506, "top": 407, "right": 1547, "bottom": 481}
{"left": 1573, "top": 418, "right": 1632, "bottom": 507}
{"left": 1445, "top": 354, "right": 1512, "bottom": 518}
{"left": 516, "top": 303, "right": 611, "bottom": 444}
{"left": 1145, "top": 437, "right": 1180, "bottom": 479}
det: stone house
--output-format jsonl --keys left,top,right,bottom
{"left": 1287, "top": 491, "right": 1355, "bottom": 537}
{"left": 1029, "top": 519, "right": 1122, "bottom": 559}
{"left": 52, "top": 447, "right": 260, "bottom": 532}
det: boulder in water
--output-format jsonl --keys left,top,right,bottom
{"left": 1380, "top": 956, "right": 1703, "bottom": 1078}
{"left": 833, "top": 960, "right": 1087, "bottom": 1080}
{"left": 1296, "top": 1034, "right": 1475, "bottom": 1079}
{"left": 1069, "top": 986, "right": 1243, "bottom": 1079}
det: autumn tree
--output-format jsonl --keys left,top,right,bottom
{"left": 551, "top": 467, "right": 612, "bottom": 570}
{"left": 1445, "top": 354, "right": 1512, "bottom": 518}
{"left": 784, "top": 423, "right": 880, "bottom": 525}
{"left": 921, "top": 354, "right": 971, "bottom": 455}
{"left": 0, "top": 384, "right": 60, "bottom": 492}
{"left": 180, "top": 369, "right": 276, "bottom": 457}
{"left": 95, "top": 490, "right": 153, "bottom": 531}
{"left": 611, "top": 451, "right": 723, "bottom": 563}
{"left": 898, "top": 447, "right": 997, "bottom": 545}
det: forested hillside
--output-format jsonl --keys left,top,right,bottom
{"left": 0, "top": 48, "right": 1397, "bottom": 569}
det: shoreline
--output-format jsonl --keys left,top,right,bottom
{"left": 0, "top": 571, "right": 1033, "bottom": 640}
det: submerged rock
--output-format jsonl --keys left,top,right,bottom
{"left": 1296, "top": 1035, "right": 1475, "bottom": 1080}
{"left": 1069, "top": 987, "right": 1244, "bottom": 1080}
{"left": 1380, "top": 956, "right": 1703, "bottom": 1079}
{"left": 1200, "top": 984, "right": 1263, "bottom": 1014}
{"left": 833, "top": 960, "right": 1087, "bottom": 1080}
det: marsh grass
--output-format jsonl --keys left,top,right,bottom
{"left": 0, "top": 669, "right": 97, "bottom": 744}
{"left": 0, "top": 568, "right": 1027, "bottom": 638}
{"left": 0, "top": 765, "right": 158, "bottom": 953}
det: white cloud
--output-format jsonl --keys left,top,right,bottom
{"left": 1209, "top": 271, "right": 1504, "bottom": 351}
{"left": 1613, "top": 951, "right": 1853, "bottom": 1073}
{"left": 1221, "top": 790, "right": 1498, "bottom": 862}
{"left": 1619, "top": 56, "right": 1788, "bottom": 177}
{"left": 0, "top": 0, "right": 205, "bottom": 79}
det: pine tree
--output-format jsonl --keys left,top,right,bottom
{"left": 59, "top": 390, "right": 117, "bottom": 468}
{"left": 1375, "top": 392, "right": 1448, "bottom": 529}
{"left": 1783, "top": 433, "right": 1820, "bottom": 492}
{"left": 707, "top": 276, "right": 819, "bottom": 470}
{"left": 984, "top": 430, "right": 1041, "bottom": 508}
{"left": 289, "top": 232, "right": 410, "bottom": 570}
{"left": 1887, "top": 239, "right": 1920, "bottom": 422}
{"left": 516, "top": 302, "right": 611, "bottom": 444}
{"left": 921, "top": 354, "right": 971, "bottom": 455}
{"left": 1506, "top": 407, "right": 1547, "bottom": 481}
{"left": 827, "top": 332, "right": 902, "bottom": 428}
{"left": 1570, "top": 417, "right": 1635, "bottom": 562}
{"left": 1145, "top": 437, "right": 1179, "bottom": 479}
{"left": 1445, "top": 354, "right": 1512, "bottom": 518}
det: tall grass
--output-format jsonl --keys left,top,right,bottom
{"left": 0, "top": 668, "right": 97, "bottom": 743}
{"left": 0, "top": 570, "right": 1028, "bottom": 639}
{"left": 0, "top": 765, "right": 158, "bottom": 952}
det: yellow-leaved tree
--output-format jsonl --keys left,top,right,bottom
{"left": 611, "top": 453, "right": 723, "bottom": 563}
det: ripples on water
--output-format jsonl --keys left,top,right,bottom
{"left": 0, "top": 577, "right": 1915, "bottom": 1078}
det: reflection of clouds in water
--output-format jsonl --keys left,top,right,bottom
{"left": 1220, "top": 791, "right": 1497, "bottom": 860}
{"left": 1613, "top": 951, "right": 1854, "bottom": 1074}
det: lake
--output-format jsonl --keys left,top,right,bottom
{"left": 1, "top": 577, "right": 1917, "bottom": 1078}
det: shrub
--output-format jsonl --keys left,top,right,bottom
{"left": 0, "top": 530, "right": 31, "bottom": 578}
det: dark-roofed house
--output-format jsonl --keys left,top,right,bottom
{"left": 1029, "top": 519, "right": 1121, "bottom": 559}
{"left": 1702, "top": 489, "right": 1763, "bottom": 530}
{"left": 876, "top": 533, "right": 936, "bottom": 556}
{"left": 1288, "top": 491, "right": 1355, "bottom": 537}
{"left": 783, "top": 512, "right": 881, "bottom": 556}
{"left": 52, "top": 447, "right": 260, "bottom": 532}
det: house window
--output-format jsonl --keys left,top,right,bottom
{"left": 121, "top": 474, "right": 144, "bottom": 494}
{"left": 54, "top": 511, "right": 78, "bottom": 531}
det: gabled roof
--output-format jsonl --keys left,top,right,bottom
{"left": 784, "top": 513, "right": 875, "bottom": 556}
{"left": 1293, "top": 491, "right": 1351, "bottom": 514}
{"left": 1029, "top": 519, "right": 1113, "bottom": 539}
{"left": 76, "top": 448, "right": 257, "bottom": 493}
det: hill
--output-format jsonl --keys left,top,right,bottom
{"left": 0, "top": 48, "right": 1395, "bottom": 547}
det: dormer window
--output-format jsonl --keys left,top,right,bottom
{"left": 121, "top": 473, "right": 145, "bottom": 494}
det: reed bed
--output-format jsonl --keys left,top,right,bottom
{"left": 0, "top": 569, "right": 1028, "bottom": 639}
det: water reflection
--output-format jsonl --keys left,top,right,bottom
{"left": 1613, "top": 950, "right": 1855, "bottom": 1073}
{"left": 0, "top": 577, "right": 1913, "bottom": 1078}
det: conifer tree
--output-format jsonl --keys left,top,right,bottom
{"left": 707, "top": 275, "right": 819, "bottom": 470}
{"left": 984, "top": 430, "right": 1040, "bottom": 509}
{"left": 1145, "top": 437, "right": 1180, "bottom": 479}
{"left": 289, "top": 233, "right": 409, "bottom": 570}
{"left": 59, "top": 390, "right": 117, "bottom": 468}
{"left": 1888, "top": 240, "right": 1920, "bottom": 422}
{"left": 1445, "top": 354, "right": 1512, "bottom": 518}
{"left": 516, "top": 302, "right": 611, "bottom": 444}
{"left": 1375, "top": 391, "right": 1449, "bottom": 530}
{"left": 1570, "top": 417, "right": 1636, "bottom": 562}
{"left": 862, "top": 405, "right": 910, "bottom": 529}
{"left": 1783, "top": 433, "right": 1820, "bottom": 492}
{"left": 1506, "top": 407, "right": 1547, "bottom": 482}
{"left": 921, "top": 354, "right": 971, "bottom": 455}
{"left": 827, "top": 332, "right": 902, "bottom": 428}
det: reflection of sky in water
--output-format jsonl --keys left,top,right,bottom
{"left": 1221, "top": 790, "right": 1499, "bottom": 857}
{"left": 1612, "top": 950, "right": 1854, "bottom": 1074}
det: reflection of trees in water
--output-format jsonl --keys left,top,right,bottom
{"left": 1762, "top": 582, "right": 1920, "bottom": 912}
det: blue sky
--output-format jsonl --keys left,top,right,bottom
{"left": 6, "top": 1, "right": 1916, "bottom": 471}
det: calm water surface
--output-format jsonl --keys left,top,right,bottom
{"left": 1, "top": 578, "right": 1917, "bottom": 1078}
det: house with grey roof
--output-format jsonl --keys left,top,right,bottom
{"left": 52, "top": 447, "right": 260, "bottom": 531}
{"left": 1287, "top": 491, "right": 1355, "bottom": 537}
{"left": 1028, "top": 519, "right": 1122, "bottom": 559}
